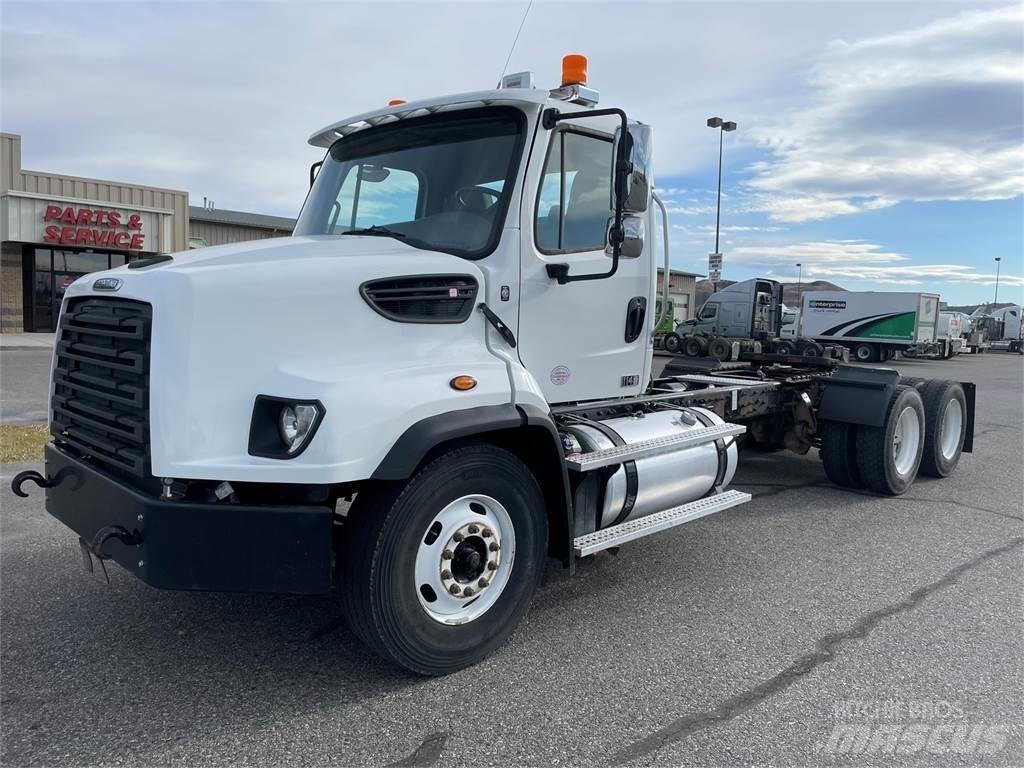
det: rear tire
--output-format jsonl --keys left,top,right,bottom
{"left": 339, "top": 444, "right": 547, "bottom": 675}
{"left": 853, "top": 342, "right": 877, "bottom": 363}
{"left": 855, "top": 385, "right": 925, "bottom": 495}
{"left": 918, "top": 380, "right": 967, "bottom": 478}
{"left": 819, "top": 421, "right": 862, "bottom": 488}
{"left": 708, "top": 337, "right": 732, "bottom": 360}
{"left": 683, "top": 336, "right": 708, "bottom": 357}
{"left": 663, "top": 332, "right": 682, "bottom": 354}
{"left": 800, "top": 341, "right": 824, "bottom": 357}
{"left": 774, "top": 340, "right": 796, "bottom": 355}
{"left": 899, "top": 376, "right": 927, "bottom": 391}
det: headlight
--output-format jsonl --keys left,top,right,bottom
{"left": 279, "top": 404, "right": 319, "bottom": 454}
{"left": 248, "top": 396, "right": 325, "bottom": 459}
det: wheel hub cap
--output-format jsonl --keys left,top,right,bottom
{"left": 414, "top": 494, "right": 514, "bottom": 625}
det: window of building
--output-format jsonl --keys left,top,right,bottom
{"left": 535, "top": 130, "right": 613, "bottom": 253}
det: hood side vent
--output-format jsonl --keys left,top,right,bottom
{"left": 360, "top": 275, "right": 479, "bottom": 324}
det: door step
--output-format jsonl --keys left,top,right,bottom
{"left": 572, "top": 490, "right": 751, "bottom": 556}
{"left": 564, "top": 422, "right": 746, "bottom": 471}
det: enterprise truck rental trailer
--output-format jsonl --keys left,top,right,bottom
{"left": 798, "top": 291, "right": 942, "bottom": 362}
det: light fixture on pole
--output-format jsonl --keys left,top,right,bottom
{"left": 796, "top": 262, "right": 803, "bottom": 302}
{"left": 707, "top": 116, "right": 737, "bottom": 291}
{"left": 994, "top": 257, "right": 1002, "bottom": 306}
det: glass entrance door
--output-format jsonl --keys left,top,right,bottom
{"left": 29, "top": 248, "right": 126, "bottom": 332}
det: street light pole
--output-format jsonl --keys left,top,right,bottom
{"left": 796, "top": 262, "right": 802, "bottom": 302}
{"left": 707, "top": 117, "right": 736, "bottom": 291}
{"left": 994, "top": 257, "right": 1002, "bottom": 306}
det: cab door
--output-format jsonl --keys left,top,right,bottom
{"left": 517, "top": 123, "right": 652, "bottom": 404}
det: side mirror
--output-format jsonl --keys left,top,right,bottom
{"left": 606, "top": 214, "right": 644, "bottom": 259}
{"left": 611, "top": 123, "right": 653, "bottom": 214}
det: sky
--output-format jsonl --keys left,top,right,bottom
{"left": 1, "top": 0, "right": 1022, "bottom": 305}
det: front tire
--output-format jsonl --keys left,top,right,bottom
{"left": 855, "top": 385, "right": 925, "bottom": 495}
{"left": 339, "top": 444, "right": 547, "bottom": 675}
{"left": 663, "top": 332, "right": 682, "bottom": 354}
{"left": 853, "top": 342, "right": 877, "bottom": 363}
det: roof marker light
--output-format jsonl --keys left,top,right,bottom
{"left": 387, "top": 99, "right": 407, "bottom": 106}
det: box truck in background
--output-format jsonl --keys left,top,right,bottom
{"left": 796, "top": 291, "right": 943, "bottom": 362}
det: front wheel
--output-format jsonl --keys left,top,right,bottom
{"left": 853, "top": 342, "right": 877, "bottom": 363}
{"left": 663, "top": 332, "right": 682, "bottom": 354}
{"left": 339, "top": 444, "right": 547, "bottom": 675}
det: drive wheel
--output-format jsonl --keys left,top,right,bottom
{"left": 683, "top": 336, "right": 708, "bottom": 357}
{"left": 774, "top": 340, "right": 796, "bottom": 355}
{"left": 899, "top": 376, "right": 927, "bottom": 390}
{"left": 855, "top": 385, "right": 925, "bottom": 495}
{"left": 800, "top": 341, "right": 824, "bottom": 357}
{"left": 708, "top": 337, "right": 732, "bottom": 360}
{"left": 819, "top": 421, "right": 862, "bottom": 488}
{"left": 663, "top": 332, "right": 682, "bottom": 354}
{"left": 918, "top": 380, "right": 967, "bottom": 478}
{"left": 853, "top": 342, "right": 877, "bottom": 363}
{"left": 339, "top": 444, "right": 547, "bottom": 675}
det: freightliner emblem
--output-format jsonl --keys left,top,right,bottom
{"left": 92, "top": 277, "right": 123, "bottom": 292}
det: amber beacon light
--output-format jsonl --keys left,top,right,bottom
{"left": 561, "top": 54, "right": 588, "bottom": 86}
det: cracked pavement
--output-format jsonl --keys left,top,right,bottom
{"left": 1, "top": 352, "right": 1022, "bottom": 766}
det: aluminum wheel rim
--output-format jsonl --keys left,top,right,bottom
{"left": 892, "top": 406, "right": 922, "bottom": 477}
{"left": 940, "top": 398, "right": 964, "bottom": 460}
{"left": 414, "top": 494, "right": 515, "bottom": 625}
{"left": 856, "top": 345, "right": 872, "bottom": 361}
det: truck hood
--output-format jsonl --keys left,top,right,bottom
{"left": 59, "top": 235, "right": 511, "bottom": 483}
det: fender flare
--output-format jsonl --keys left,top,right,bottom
{"left": 370, "top": 403, "right": 574, "bottom": 566}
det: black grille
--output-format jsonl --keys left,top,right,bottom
{"left": 360, "top": 275, "right": 478, "bottom": 323}
{"left": 51, "top": 298, "right": 152, "bottom": 477}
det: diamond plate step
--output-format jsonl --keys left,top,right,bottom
{"left": 564, "top": 422, "right": 746, "bottom": 472}
{"left": 573, "top": 490, "right": 752, "bottom": 556}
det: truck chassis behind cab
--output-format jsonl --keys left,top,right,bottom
{"left": 14, "top": 59, "right": 977, "bottom": 675}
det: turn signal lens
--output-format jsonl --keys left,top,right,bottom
{"left": 450, "top": 375, "right": 477, "bottom": 391}
{"left": 561, "top": 54, "right": 588, "bottom": 86}
{"left": 387, "top": 98, "right": 407, "bottom": 106}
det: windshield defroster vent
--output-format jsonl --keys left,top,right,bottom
{"left": 360, "top": 275, "right": 479, "bottom": 323}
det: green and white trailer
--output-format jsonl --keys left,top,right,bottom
{"left": 796, "top": 291, "right": 942, "bottom": 363}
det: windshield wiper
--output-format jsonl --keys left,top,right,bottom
{"left": 340, "top": 225, "right": 407, "bottom": 239}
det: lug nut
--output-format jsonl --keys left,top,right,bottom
{"left": 449, "top": 584, "right": 461, "bottom": 595}
{"left": 481, "top": 529, "right": 492, "bottom": 538}
{"left": 489, "top": 542, "right": 499, "bottom": 552}
{"left": 453, "top": 532, "right": 464, "bottom": 543}
{"left": 440, "top": 570, "right": 452, "bottom": 580}
{"left": 478, "top": 578, "right": 489, "bottom": 588}
{"left": 487, "top": 561, "right": 497, "bottom": 571}
{"left": 463, "top": 587, "right": 475, "bottom": 597}
{"left": 467, "top": 525, "right": 479, "bottom": 534}
{"left": 442, "top": 550, "right": 454, "bottom": 560}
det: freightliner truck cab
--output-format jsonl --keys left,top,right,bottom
{"left": 18, "top": 57, "right": 976, "bottom": 675}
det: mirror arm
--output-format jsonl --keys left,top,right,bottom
{"left": 652, "top": 192, "right": 671, "bottom": 328}
{"left": 310, "top": 160, "right": 324, "bottom": 188}
{"left": 542, "top": 107, "right": 629, "bottom": 285}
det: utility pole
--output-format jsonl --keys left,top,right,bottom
{"left": 706, "top": 117, "right": 736, "bottom": 292}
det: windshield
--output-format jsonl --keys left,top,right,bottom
{"left": 295, "top": 107, "right": 525, "bottom": 258}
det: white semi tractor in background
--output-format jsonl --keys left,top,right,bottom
{"left": 12, "top": 57, "right": 977, "bottom": 675}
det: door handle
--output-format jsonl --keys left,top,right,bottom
{"left": 624, "top": 296, "right": 647, "bottom": 343}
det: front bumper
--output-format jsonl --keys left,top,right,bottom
{"left": 44, "top": 444, "right": 334, "bottom": 594}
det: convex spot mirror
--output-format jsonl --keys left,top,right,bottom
{"left": 606, "top": 214, "right": 644, "bottom": 259}
{"left": 611, "top": 123, "right": 653, "bottom": 214}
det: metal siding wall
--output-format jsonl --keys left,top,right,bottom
{"left": 189, "top": 220, "right": 290, "bottom": 247}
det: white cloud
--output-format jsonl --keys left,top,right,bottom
{"left": 728, "top": 240, "right": 1024, "bottom": 287}
{"left": 746, "top": 5, "right": 1024, "bottom": 222}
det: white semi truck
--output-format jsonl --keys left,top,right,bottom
{"left": 794, "top": 290, "right": 946, "bottom": 362}
{"left": 12, "top": 58, "right": 977, "bottom": 675}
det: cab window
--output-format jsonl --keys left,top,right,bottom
{"left": 535, "top": 130, "right": 612, "bottom": 253}
{"left": 700, "top": 304, "right": 718, "bottom": 320}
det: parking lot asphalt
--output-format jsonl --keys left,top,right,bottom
{"left": 0, "top": 350, "right": 51, "bottom": 424}
{"left": 1, "top": 352, "right": 1021, "bottom": 766}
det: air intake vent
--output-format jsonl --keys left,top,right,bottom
{"left": 360, "top": 275, "right": 479, "bottom": 324}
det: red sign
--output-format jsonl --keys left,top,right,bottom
{"left": 42, "top": 205, "right": 145, "bottom": 251}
